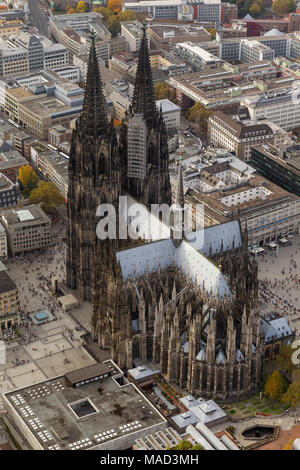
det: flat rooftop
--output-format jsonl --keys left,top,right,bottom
{"left": 0, "top": 270, "right": 16, "bottom": 294}
{"left": 4, "top": 361, "right": 166, "bottom": 450}
{"left": 252, "top": 143, "right": 300, "bottom": 175}
{"left": 2, "top": 204, "right": 50, "bottom": 227}
{"left": 186, "top": 173, "right": 299, "bottom": 221}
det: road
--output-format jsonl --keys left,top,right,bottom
{"left": 28, "top": 0, "right": 49, "bottom": 38}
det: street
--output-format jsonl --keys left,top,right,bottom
{"left": 28, "top": 0, "right": 49, "bottom": 38}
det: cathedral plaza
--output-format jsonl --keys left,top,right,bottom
{"left": 0, "top": 218, "right": 96, "bottom": 414}
{"left": 257, "top": 233, "right": 300, "bottom": 336}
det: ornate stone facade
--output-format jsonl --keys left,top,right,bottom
{"left": 67, "top": 27, "right": 263, "bottom": 401}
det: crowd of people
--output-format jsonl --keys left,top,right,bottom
{"left": 258, "top": 247, "right": 300, "bottom": 331}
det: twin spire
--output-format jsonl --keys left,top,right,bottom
{"left": 81, "top": 23, "right": 157, "bottom": 136}
{"left": 131, "top": 22, "right": 157, "bottom": 130}
{"left": 80, "top": 30, "right": 108, "bottom": 137}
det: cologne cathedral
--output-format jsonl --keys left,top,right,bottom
{"left": 66, "top": 26, "right": 263, "bottom": 401}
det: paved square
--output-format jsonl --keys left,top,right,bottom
{"left": 258, "top": 233, "right": 300, "bottom": 336}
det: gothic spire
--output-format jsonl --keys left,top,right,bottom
{"left": 131, "top": 22, "right": 157, "bottom": 130}
{"left": 175, "top": 159, "right": 184, "bottom": 208}
{"left": 80, "top": 31, "right": 108, "bottom": 137}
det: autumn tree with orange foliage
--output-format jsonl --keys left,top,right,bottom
{"left": 107, "top": 0, "right": 122, "bottom": 13}
{"left": 76, "top": 0, "right": 87, "bottom": 13}
{"left": 264, "top": 370, "right": 288, "bottom": 401}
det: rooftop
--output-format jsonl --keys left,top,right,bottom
{"left": 0, "top": 270, "right": 17, "bottom": 294}
{"left": 3, "top": 361, "right": 166, "bottom": 450}
{"left": 1, "top": 204, "right": 50, "bottom": 227}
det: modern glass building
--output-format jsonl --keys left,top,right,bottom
{"left": 250, "top": 143, "right": 300, "bottom": 197}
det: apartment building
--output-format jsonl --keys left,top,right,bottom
{"left": 50, "top": 66, "right": 81, "bottom": 83}
{"left": 0, "top": 34, "right": 69, "bottom": 78}
{"left": 0, "top": 19, "right": 22, "bottom": 39}
{"left": 123, "top": 0, "right": 190, "bottom": 21}
{"left": 49, "top": 12, "right": 110, "bottom": 59}
{"left": 0, "top": 266, "right": 20, "bottom": 330}
{"left": 207, "top": 111, "right": 281, "bottom": 161}
{"left": 121, "top": 21, "right": 150, "bottom": 52}
{"left": 0, "top": 173, "right": 22, "bottom": 208}
{"left": 0, "top": 149, "right": 27, "bottom": 183}
{"left": 48, "top": 124, "right": 72, "bottom": 148}
{"left": 30, "top": 143, "right": 69, "bottom": 199}
{"left": 148, "top": 24, "right": 211, "bottom": 52}
{"left": 1, "top": 205, "right": 51, "bottom": 257}
{"left": 241, "top": 89, "right": 300, "bottom": 131}
{"left": 167, "top": 61, "right": 279, "bottom": 110}
{"left": 240, "top": 39, "right": 275, "bottom": 62}
{"left": 156, "top": 99, "right": 181, "bottom": 130}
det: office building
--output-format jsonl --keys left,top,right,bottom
{"left": 3, "top": 361, "right": 167, "bottom": 450}
{"left": 1, "top": 205, "right": 51, "bottom": 256}
{"left": 250, "top": 143, "right": 300, "bottom": 197}
{"left": 179, "top": 149, "right": 300, "bottom": 249}
{"left": 208, "top": 111, "right": 286, "bottom": 161}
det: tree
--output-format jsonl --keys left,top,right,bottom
{"left": 94, "top": 6, "right": 114, "bottom": 21}
{"left": 173, "top": 440, "right": 192, "bottom": 450}
{"left": 154, "top": 82, "right": 176, "bottom": 102}
{"left": 106, "top": 15, "right": 120, "bottom": 36}
{"left": 272, "top": 0, "right": 296, "bottom": 17}
{"left": 276, "top": 344, "right": 297, "bottom": 381}
{"left": 29, "top": 181, "right": 64, "bottom": 213}
{"left": 191, "top": 443, "right": 205, "bottom": 450}
{"left": 249, "top": 3, "right": 261, "bottom": 17}
{"left": 185, "top": 102, "right": 212, "bottom": 134}
{"left": 118, "top": 10, "right": 137, "bottom": 22}
{"left": 76, "top": 1, "right": 86, "bottom": 13}
{"left": 206, "top": 28, "right": 216, "bottom": 40}
{"left": 281, "top": 378, "right": 300, "bottom": 407}
{"left": 264, "top": 370, "right": 288, "bottom": 401}
{"left": 18, "top": 165, "right": 39, "bottom": 197}
{"left": 107, "top": 0, "right": 122, "bottom": 13}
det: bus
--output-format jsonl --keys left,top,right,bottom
{"left": 59, "top": 152, "right": 69, "bottom": 160}
{"left": 47, "top": 144, "right": 57, "bottom": 151}
{"left": 7, "top": 119, "right": 20, "bottom": 129}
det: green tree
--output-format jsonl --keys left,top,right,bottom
{"left": 29, "top": 181, "right": 64, "bottom": 213}
{"left": 264, "top": 370, "right": 288, "bottom": 401}
{"left": 272, "top": 0, "right": 296, "bottom": 16}
{"left": 95, "top": 6, "right": 114, "bottom": 21}
{"left": 191, "top": 443, "right": 205, "bottom": 450}
{"left": 249, "top": 3, "right": 261, "bottom": 17}
{"left": 185, "top": 102, "right": 212, "bottom": 134}
{"left": 154, "top": 81, "right": 176, "bottom": 102}
{"left": 173, "top": 440, "right": 192, "bottom": 450}
{"left": 118, "top": 10, "right": 137, "bottom": 21}
{"left": 276, "top": 344, "right": 297, "bottom": 381}
{"left": 106, "top": 15, "right": 120, "bottom": 36}
{"left": 18, "top": 165, "right": 39, "bottom": 197}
